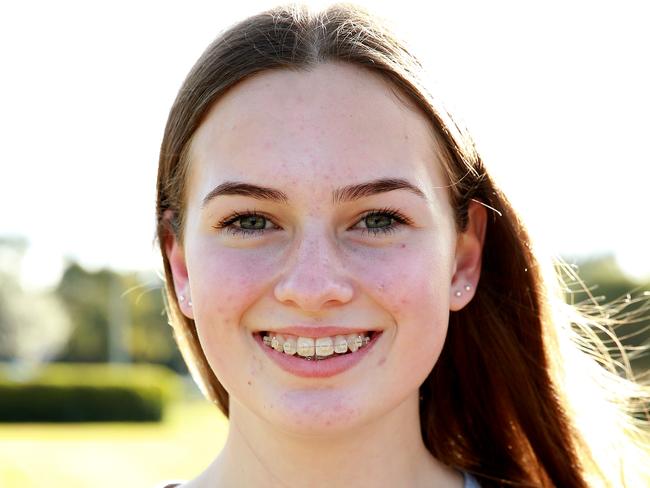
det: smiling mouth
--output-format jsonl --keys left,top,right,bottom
{"left": 255, "top": 331, "right": 379, "bottom": 360}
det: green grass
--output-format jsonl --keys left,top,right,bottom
{"left": 0, "top": 400, "right": 228, "bottom": 488}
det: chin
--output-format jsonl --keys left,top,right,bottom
{"left": 262, "top": 387, "right": 374, "bottom": 435}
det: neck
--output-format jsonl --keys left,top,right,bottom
{"left": 197, "top": 393, "right": 461, "bottom": 488}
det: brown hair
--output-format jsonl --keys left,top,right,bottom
{"left": 156, "top": 4, "right": 648, "bottom": 487}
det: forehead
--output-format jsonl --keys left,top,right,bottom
{"left": 187, "top": 62, "right": 449, "bottom": 206}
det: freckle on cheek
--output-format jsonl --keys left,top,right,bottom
{"left": 249, "top": 355, "right": 263, "bottom": 377}
{"left": 400, "top": 244, "right": 406, "bottom": 249}
{"left": 377, "top": 357, "right": 386, "bottom": 366}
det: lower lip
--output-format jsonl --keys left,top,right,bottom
{"left": 253, "top": 332, "right": 382, "bottom": 378}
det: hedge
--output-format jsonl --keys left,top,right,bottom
{"left": 0, "top": 363, "right": 182, "bottom": 422}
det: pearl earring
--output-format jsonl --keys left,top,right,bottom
{"left": 455, "top": 285, "right": 472, "bottom": 297}
{"left": 188, "top": 300, "right": 193, "bottom": 307}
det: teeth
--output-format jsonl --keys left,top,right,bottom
{"left": 271, "top": 334, "right": 285, "bottom": 352}
{"left": 334, "top": 335, "right": 348, "bottom": 354}
{"left": 282, "top": 336, "right": 297, "bottom": 355}
{"left": 315, "top": 337, "right": 334, "bottom": 356}
{"left": 347, "top": 333, "right": 362, "bottom": 352}
{"left": 297, "top": 337, "right": 315, "bottom": 357}
{"left": 262, "top": 331, "right": 373, "bottom": 359}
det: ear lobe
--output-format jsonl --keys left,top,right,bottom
{"left": 162, "top": 210, "right": 194, "bottom": 319}
{"left": 450, "top": 200, "right": 487, "bottom": 312}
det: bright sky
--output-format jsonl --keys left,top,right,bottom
{"left": 1, "top": 0, "right": 649, "bottom": 289}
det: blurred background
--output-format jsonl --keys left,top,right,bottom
{"left": 1, "top": 0, "right": 648, "bottom": 487}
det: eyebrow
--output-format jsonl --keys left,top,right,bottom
{"left": 201, "top": 178, "right": 426, "bottom": 208}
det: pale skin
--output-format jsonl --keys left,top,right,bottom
{"left": 165, "top": 62, "right": 487, "bottom": 488}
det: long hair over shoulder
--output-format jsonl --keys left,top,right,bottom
{"left": 155, "top": 4, "right": 650, "bottom": 487}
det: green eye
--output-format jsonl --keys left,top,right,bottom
{"left": 357, "top": 208, "right": 410, "bottom": 237}
{"left": 214, "top": 211, "right": 276, "bottom": 237}
{"left": 239, "top": 215, "right": 267, "bottom": 230}
{"left": 364, "top": 214, "right": 393, "bottom": 228}
{"left": 214, "top": 207, "right": 411, "bottom": 239}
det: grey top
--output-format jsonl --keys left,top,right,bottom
{"left": 463, "top": 471, "right": 482, "bottom": 488}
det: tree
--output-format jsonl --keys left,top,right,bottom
{"left": 0, "top": 238, "right": 71, "bottom": 363}
{"left": 54, "top": 262, "right": 186, "bottom": 372}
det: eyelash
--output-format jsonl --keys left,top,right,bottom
{"left": 213, "top": 207, "right": 412, "bottom": 238}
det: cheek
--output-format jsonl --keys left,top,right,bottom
{"left": 188, "top": 242, "right": 277, "bottom": 318}
{"left": 349, "top": 242, "right": 453, "bottom": 321}
{"left": 348, "top": 240, "right": 454, "bottom": 374}
{"left": 185, "top": 242, "right": 283, "bottom": 394}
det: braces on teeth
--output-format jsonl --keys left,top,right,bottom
{"left": 262, "top": 333, "right": 372, "bottom": 360}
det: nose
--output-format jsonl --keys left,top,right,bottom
{"left": 273, "top": 227, "right": 354, "bottom": 312}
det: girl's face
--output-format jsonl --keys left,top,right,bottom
{"left": 168, "top": 62, "right": 481, "bottom": 434}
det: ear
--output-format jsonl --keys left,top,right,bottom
{"left": 449, "top": 200, "right": 487, "bottom": 312}
{"left": 162, "top": 210, "right": 194, "bottom": 319}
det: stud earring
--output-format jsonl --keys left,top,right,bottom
{"left": 179, "top": 295, "right": 185, "bottom": 302}
{"left": 188, "top": 300, "right": 192, "bottom": 307}
{"left": 455, "top": 285, "right": 472, "bottom": 297}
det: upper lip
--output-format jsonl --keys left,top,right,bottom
{"left": 256, "top": 326, "right": 379, "bottom": 338}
